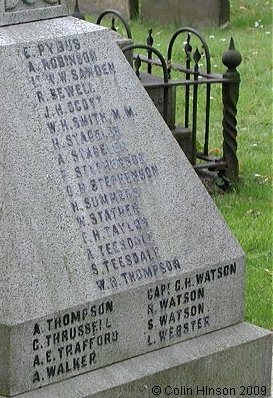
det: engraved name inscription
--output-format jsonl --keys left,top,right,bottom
{"left": 31, "top": 299, "right": 116, "bottom": 384}
{"left": 27, "top": 262, "right": 237, "bottom": 386}
{"left": 145, "top": 263, "right": 237, "bottom": 345}
{"left": 21, "top": 37, "right": 181, "bottom": 293}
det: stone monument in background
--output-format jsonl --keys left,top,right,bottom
{"left": 70, "top": 0, "right": 138, "bottom": 20}
{"left": 141, "top": 0, "right": 230, "bottom": 28}
{"left": 0, "top": 0, "right": 272, "bottom": 397}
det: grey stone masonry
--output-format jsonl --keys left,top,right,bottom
{"left": 141, "top": 0, "right": 230, "bottom": 29}
{"left": 71, "top": 0, "right": 139, "bottom": 19}
{"left": 0, "top": 15, "right": 255, "bottom": 397}
{"left": 0, "top": 0, "right": 69, "bottom": 26}
{"left": 0, "top": 323, "right": 271, "bottom": 398}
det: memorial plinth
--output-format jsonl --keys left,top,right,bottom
{"left": 0, "top": 3, "right": 271, "bottom": 397}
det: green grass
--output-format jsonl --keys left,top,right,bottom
{"left": 86, "top": 0, "right": 273, "bottom": 329}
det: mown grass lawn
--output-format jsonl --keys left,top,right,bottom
{"left": 87, "top": 0, "right": 273, "bottom": 330}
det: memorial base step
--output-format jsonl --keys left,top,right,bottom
{"left": 3, "top": 322, "right": 271, "bottom": 398}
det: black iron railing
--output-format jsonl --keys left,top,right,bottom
{"left": 96, "top": 10, "right": 242, "bottom": 182}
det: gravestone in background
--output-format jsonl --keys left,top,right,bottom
{"left": 0, "top": 0, "right": 272, "bottom": 397}
{"left": 70, "top": 0, "right": 138, "bottom": 19}
{"left": 141, "top": 0, "right": 230, "bottom": 28}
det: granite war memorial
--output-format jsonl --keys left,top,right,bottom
{"left": 0, "top": 0, "right": 272, "bottom": 397}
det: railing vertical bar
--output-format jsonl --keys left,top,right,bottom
{"left": 185, "top": 59, "right": 191, "bottom": 128}
{"left": 204, "top": 83, "right": 211, "bottom": 155}
{"left": 146, "top": 29, "right": 154, "bottom": 74}
{"left": 221, "top": 38, "right": 242, "bottom": 180}
{"left": 192, "top": 48, "right": 201, "bottom": 165}
{"left": 184, "top": 34, "right": 192, "bottom": 128}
